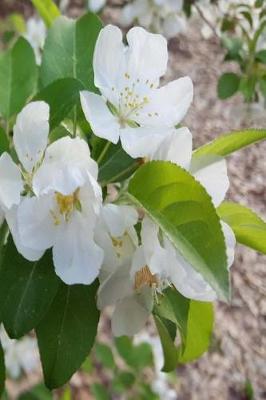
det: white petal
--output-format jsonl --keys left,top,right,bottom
{"left": 88, "top": 0, "right": 106, "bottom": 12}
{"left": 6, "top": 207, "right": 44, "bottom": 261}
{"left": 112, "top": 290, "right": 152, "bottom": 336}
{"left": 137, "top": 77, "right": 193, "bottom": 127}
{"left": 53, "top": 213, "right": 104, "bottom": 285}
{"left": 0, "top": 153, "right": 23, "bottom": 210}
{"left": 93, "top": 25, "right": 126, "bottom": 100}
{"left": 33, "top": 137, "right": 98, "bottom": 196}
{"left": 221, "top": 221, "right": 236, "bottom": 268}
{"left": 17, "top": 195, "right": 56, "bottom": 251}
{"left": 101, "top": 204, "right": 138, "bottom": 237}
{"left": 152, "top": 127, "right": 192, "bottom": 170}
{"left": 126, "top": 27, "right": 168, "bottom": 83}
{"left": 163, "top": 14, "right": 186, "bottom": 39}
{"left": 13, "top": 101, "right": 49, "bottom": 172}
{"left": 192, "top": 157, "right": 229, "bottom": 207}
{"left": 97, "top": 262, "right": 134, "bottom": 309}
{"left": 120, "top": 126, "right": 172, "bottom": 159}
{"left": 80, "top": 91, "right": 120, "bottom": 144}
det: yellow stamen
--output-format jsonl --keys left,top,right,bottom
{"left": 134, "top": 266, "right": 158, "bottom": 290}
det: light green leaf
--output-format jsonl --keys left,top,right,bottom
{"left": 193, "top": 129, "right": 266, "bottom": 159}
{"left": 217, "top": 201, "right": 266, "bottom": 254}
{"left": 36, "top": 283, "right": 99, "bottom": 389}
{"left": 18, "top": 384, "right": 52, "bottom": 400}
{"left": 94, "top": 343, "right": 115, "bottom": 370}
{"left": 0, "top": 239, "right": 60, "bottom": 338}
{"left": 31, "top": 0, "right": 60, "bottom": 27}
{"left": 0, "top": 37, "right": 37, "bottom": 119}
{"left": 115, "top": 337, "right": 153, "bottom": 370}
{"left": 40, "top": 13, "right": 102, "bottom": 90}
{"left": 128, "top": 161, "right": 229, "bottom": 301}
{"left": 91, "top": 383, "right": 110, "bottom": 400}
{"left": 0, "top": 340, "right": 5, "bottom": 397}
{"left": 165, "top": 288, "right": 214, "bottom": 363}
{"left": 35, "top": 78, "right": 84, "bottom": 130}
{"left": 154, "top": 315, "right": 179, "bottom": 372}
{"left": 218, "top": 72, "right": 240, "bottom": 99}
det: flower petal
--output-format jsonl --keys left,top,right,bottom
{"left": 101, "top": 204, "right": 138, "bottom": 237}
{"left": 6, "top": 207, "right": 44, "bottom": 261}
{"left": 152, "top": 127, "right": 192, "bottom": 170}
{"left": 80, "top": 91, "right": 120, "bottom": 144}
{"left": 193, "top": 157, "right": 229, "bottom": 207}
{"left": 53, "top": 213, "right": 104, "bottom": 285}
{"left": 13, "top": 101, "right": 49, "bottom": 172}
{"left": 33, "top": 137, "right": 98, "bottom": 196}
{"left": 111, "top": 289, "right": 152, "bottom": 336}
{"left": 222, "top": 221, "right": 236, "bottom": 268}
{"left": 126, "top": 27, "right": 168, "bottom": 83}
{"left": 0, "top": 153, "right": 23, "bottom": 210}
{"left": 17, "top": 195, "right": 56, "bottom": 251}
{"left": 137, "top": 77, "right": 193, "bottom": 127}
{"left": 120, "top": 126, "right": 172, "bottom": 159}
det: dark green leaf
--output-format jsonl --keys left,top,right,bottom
{"left": 31, "top": 0, "right": 60, "bottom": 27}
{"left": 128, "top": 161, "right": 229, "bottom": 301}
{"left": 217, "top": 201, "right": 266, "bottom": 254}
{"left": 218, "top": 72, "right": 240, "bottom": 99}
{"left": 36, "top": 283, "right": 99, "bottom": 389}
{"left": 0, "top": 37, "right": 37, "bottom": 119}
{"left": 193, "top": 129, "right": 266, "bottom": 159}
{"left": 18, "top": 384, "right": 53, "bottom": 400}
{"left": 256, "top": 49, "right": 266, "bottom": 64}
{"left": 0, "top": 340, "right": 5, "bottom": 397}
{"left": 115, "top": 337, "right": 153, "bottom": 370}
{"left": 91, "top": 383, "right": 110, "bottom": 400}
{"left": 112, "top": 372, "right": 135, "bottom": 393}
{"left": 0, "top": 128, "right": 9, "bottom": 155}
{"left": 94, "top": 343, "right": 115, "bottom": 369}
{"left": 40, "top": 13, "right": 102, "bottom": 90}
{"left": 154, "top": 315, "right": 179, "bottom": 372}
{"left": 35, "top": 78, "right": 84, "bottom": 130}
{"left": 0, "top": 239, "right": 60, "bottom": 338}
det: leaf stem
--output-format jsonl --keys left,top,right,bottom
{"left": 97, "top": 141, "right": 112, "bottom": 165}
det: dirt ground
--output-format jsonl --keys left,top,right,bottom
{"left": 1, "top": 1, "right": 266, "bottom": 399}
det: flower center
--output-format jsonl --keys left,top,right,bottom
{"left": 134, "top": 265, "right": 158, "bottom": 291}
{"left": 51, "top": 189, "right": 81, "bottom": 225}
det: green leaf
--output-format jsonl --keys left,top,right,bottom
{"left": 94, "top": 343, "right": 115, "bottom": 369}
{"left": 18, "top": 384, "right": 53, "bottom": 400}
{"left": 0, "top": 128, "right": 9, "bottom": 156}
{"left": 115, "top": 337, "right": 153, "bottom": 370}
{"left": 256, "top": 49, "right": 266, "bottom": 64}
{"left": 36, "top": 283, "right": 99, "bottom": 389}
{"left": 128, "top": 161, "right": 229, "bottom": 301}
{"left": 92, "top": 137, "right": 139, "bottom": 185}
{"left": 0, "top": 239, "right": 60, "bottom": 338}
{"left": 91, "top": 383, "right": 110, "bottom": 400}
{"left": 165, "top": 288, "right": 214, "bottom": 363}
{"left": 0, "top": 37, "right": 37, "bottom": 119}
{"left": 0, "top": 341, "right": 5, "bottom": 397}
{"left": 35, "top": 78, "right": 84, "bottom": 130}
{"left": 193, "top": 129, "right": 266, "bottom": 159}
{"left": 31, "top": 0, "right": 60, "bottom": 27}
{"left": 40, "top": 13, "right": 102, "bottom": 90}
{"left": 217, "top": 72, "right": 240, "bottom": 99}
{"left": 154, "top": 315, "right": 179, "bottom": 372}
{"left": 217, "top": 201, "right": 266, "bottom": 254}
{"left": 112, "top": 372, "right": 136, "bottom": 393}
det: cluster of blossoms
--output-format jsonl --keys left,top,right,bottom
{"left": 0, "top": 25, "right": 235, "bottom": 336}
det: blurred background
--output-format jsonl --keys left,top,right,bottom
{"left": 0, "top": 0, "right": 265, "bottom": 399}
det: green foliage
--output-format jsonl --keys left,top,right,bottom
{"left": 18, "top": 384, "right": 52, "bottom": 400}
{"left": 0, "top": 239, "right": 60, "bottom": 339}
{"left": 91, "top": 383, "right": 110, "bottom": 400}
{"left": 193, "top": 129, "right": 266, "bottom": 158}
{"left": 115, "top": 337, "right": 154, "bottom": 370}
{"left": 36, "top": 283, "right": 99, "bottom": 389}
{"left": 0, "top": 37, "right": 37, "bottom": 120}
{"left": 0, "top": 341, "right": 5, "bottom": 397}
{"left": 154, "top": 315, "right": 179, "bottom": 372}
{"left": 112, "top": 371, "right": 136, "bottom": 393}
{"left": 35, "top": 78, "right": 85, "bottom": 130}
{"left": 218, "top": 202, "right": 266, "bottom": 254}
{"left": 31, "top": 0, "right": 60, "bottom": 27}
{"left": 0, "top": 127, "right": 9, "bottom": 155}
{"left": 128, "top": 161, "right": 229, "bottom": 301}
{"left": 40, "top": 13, "right": 102, "bottom": 90}
{"left": 94, "top": 343, "right": 115, "bottom": 369}
{"left": 218, "top": 73, "right": 240, "bottom": 99}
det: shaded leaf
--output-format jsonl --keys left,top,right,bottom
{"left": 218, "top": 72, "right": 240, "bottom": 99}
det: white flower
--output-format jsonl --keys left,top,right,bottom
{"left": 80, "top": 25, "right": 193, "bottom": 159}
{"left": 88, "top": 0, "right": 106, "bottom": 12}
{"left": 16, "top": 136, "right": 104, "bottom": 285}
{"left": 24, "top": 17, "right": 46, "bottom": 65}
{"left": 0, "top": 328, "right": 39, "bottom": 379}
{"left": 0, "top": 101, "right": 50, "bottom": 261}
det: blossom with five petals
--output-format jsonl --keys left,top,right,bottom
{"left": 80, "top": 25, "right": 193, "bottom": 159}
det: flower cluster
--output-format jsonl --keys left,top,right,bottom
{"left": 0, "top": 25, "right": 235, "bottom": 337}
